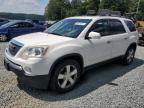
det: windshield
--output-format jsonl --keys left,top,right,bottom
{"left": 44, "top": 19, "right": 91, "bottom": 38}
{"left": 0, "top": 21, "right": 17, "bottom": 28}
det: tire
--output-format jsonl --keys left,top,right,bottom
{"left": 0, "top": 34, "right": 8, "bottom": 42}
{"left": 121, "top": 46, "right": 136, "bottom": 65}
{"left": 50, "top": 59, "right": 81, "bottom": 93}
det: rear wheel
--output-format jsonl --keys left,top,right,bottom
{"left": 50, "top": 59, "right": 81, "bottom": 93}
{"left": 121, "top": 46, "right": 136, "bottom": 65}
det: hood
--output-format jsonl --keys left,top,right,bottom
{"left": 12, "top": 32, "right": 74, "bottom": 46}
{"left": 0, "top": 26, "right": 7, "bottom": 32}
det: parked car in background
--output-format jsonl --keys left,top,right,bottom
{"left": 44, "top": 21, "right": 56, "bottom": 28}
{"left": 0, "top": 18, "right": 9, "bottom": 26}
{"left": 32, "top": 20, "right": 45, "bottom": 26}
{"left": 0, "top": 20, "right": 45, "bottom": 42}
{"left": 26, "top": 19, "right": 45, "bottom": 26}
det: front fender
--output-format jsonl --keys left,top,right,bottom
{"left": 0, "top": 29, "right": 8, "bottom": 35}
{"left": 46, "top": 43, "right": 83, "bottom": 60}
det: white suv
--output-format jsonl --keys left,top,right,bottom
{"left": 4, "top": 16, "right": 138, "bottom": 92}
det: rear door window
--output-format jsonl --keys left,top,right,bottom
{"left": 109, "top": 19, "right": 126, "bottom": 35}
{"left": 125, "top": 20, "right": 136, "bottom": 32}
{"left": 23, "top": 22, "right": 34, "bottom": 28}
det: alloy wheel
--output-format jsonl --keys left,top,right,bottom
{"left": 127, "top": 48, "right": 135, "bottom": 63}
{"left": 57, "top": 65, "right": 78, "bottom": 89}
{"left": 0, "top": 35, "right": 7, "bottom": 42}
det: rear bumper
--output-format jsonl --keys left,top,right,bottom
{"left": 4, "top": 58, "right": 50, "bottom": 89}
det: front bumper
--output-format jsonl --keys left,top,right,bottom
{"left": 4, "top": 58, "right": 50, "bottom": 89}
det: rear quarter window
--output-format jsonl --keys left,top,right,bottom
{"left": 125, "top": 20, "right": 136, "bottom": 32}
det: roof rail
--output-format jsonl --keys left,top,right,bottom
{"left": 87, "top": 10, "right": 96, "bottom": 16}
{"left": 98, "top": 9, "right": 121, "bottom": 17}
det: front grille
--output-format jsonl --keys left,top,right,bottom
{"left": 8, "top": 42, "right": 22, "bottom": 56}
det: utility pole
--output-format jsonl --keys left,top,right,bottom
{"left": 136, "top": 0, "right": 141, "bottom": 14}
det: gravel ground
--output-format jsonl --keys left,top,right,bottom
{"left": 0, "top": 42, "right": 144, "bottom": 108}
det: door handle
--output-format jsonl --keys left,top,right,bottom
{"left": 107, "top": 40, "right": 112, "bottom": 44}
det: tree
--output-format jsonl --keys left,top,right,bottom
{"left": 70, "top": 0, "right": 84, "bottom": 16}
{"left": 86, "top": 0, "right": 100, "bottom": 12}
{"left": 136, "top": 0, "right": 144, "bottom": 19}
{"left": 100, "top": 0, "right": 130, "bottom": 15}
{"left": 45, "top": 0, "right": 144, "bottom": 20}
{"left": 45, "top": 0, "right": 66, "bottom": 20}
{"left": 45, "top": 0, "right": 101, "bottom": 20}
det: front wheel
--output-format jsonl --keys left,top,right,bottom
{"left": 0, "top": 34, "right": 8, "bottom": 42}
{"left": 50, "top": 59, "right": 81, "bottom": 93}
{"left": 121, "top": 46, "right": 136, "bottom": 65}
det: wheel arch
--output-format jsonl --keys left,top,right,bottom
{"left": 122, "top": 42, "right": 137, "bottom": 65}
{"left": 124, "top": 42, "right": 137, "bottom": 57}
{"left": 47, "top": 53, "right": 84, "bottom": 89}
{"left": 5, "top": 29, "right": 11, "bottom": 41}
{"left": 49, "top": 53, "right": 84, "bottom": 75}
{"left": 128, "top": 42, "right": 137, "bottom": 50}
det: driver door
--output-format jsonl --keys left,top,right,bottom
{"left": 83, "top": 19, "right": 113, "bottom": 65}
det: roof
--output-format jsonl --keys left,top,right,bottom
{"left": 67, "top": 16, "right": 130, "bottom": 21}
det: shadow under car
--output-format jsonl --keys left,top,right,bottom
{"left": 17, "top": 58, "right": 144, "bottom": 101}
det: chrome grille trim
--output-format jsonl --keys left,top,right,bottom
{"left": 8, "top": 40, "right": 24, "bottom": 56}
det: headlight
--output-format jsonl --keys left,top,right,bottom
{"left": 21, "top": 46, "right": 48, "bottom": 59}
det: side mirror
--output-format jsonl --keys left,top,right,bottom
{"left": 88, "top": 32, "right": 101, "bottom": 39}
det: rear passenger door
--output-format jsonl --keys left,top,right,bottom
{"left": 20, "top": 22, "right": 36, "bottom": 34}
{"left": 109, "top": 19, "right": 129, "bottom": 58}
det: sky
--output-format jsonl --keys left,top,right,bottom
{"left": 0, "top": 0, "right": 49, "bottom": 15}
